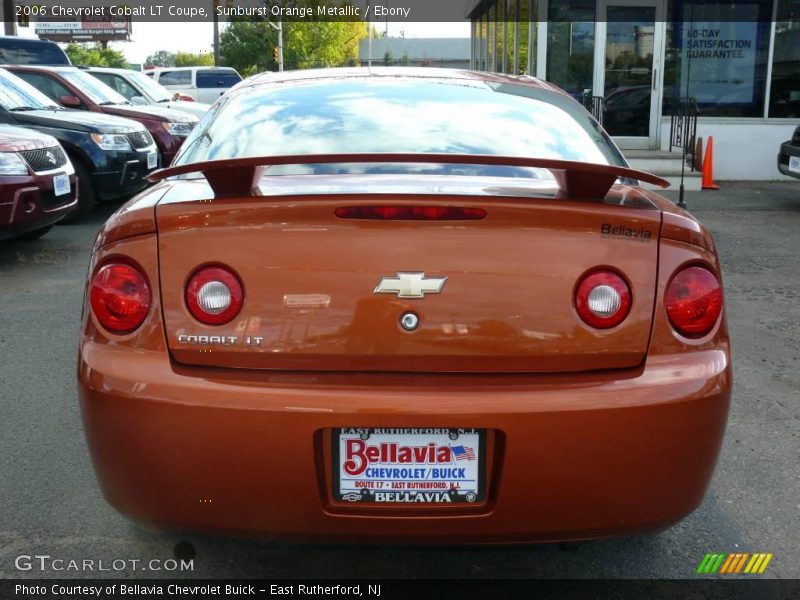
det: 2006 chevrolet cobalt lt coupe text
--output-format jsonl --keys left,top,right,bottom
{"left": 78, "top": 68, "right": 731, "bottom": 543}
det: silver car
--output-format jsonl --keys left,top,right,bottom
{"left": 85, "top": 66, "right": 211, "bottom": 119}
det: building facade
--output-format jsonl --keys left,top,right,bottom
{"left": 359, "top": 38, "right": 471, "bottom": 69}
{"left": 467, "top": 0, "right": 800, "bottom": 179}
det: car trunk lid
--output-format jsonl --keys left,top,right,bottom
{"left": 156, "top": 186, "right": 662, "bottom": 373}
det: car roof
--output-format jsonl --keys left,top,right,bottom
{"left": 240, "top": 67, "right": 562, "bottom": 94}
{"left": 148, "top": 66, "right": 237, "bottom": 72}
{"left": 83, "top": 66, "right": 130, "bottom": 74}
{"left": 3, "top": 64, "right": 77, "bottom": 73}
{"left": 0, "top": 36, "right": 60, "bottom": 45}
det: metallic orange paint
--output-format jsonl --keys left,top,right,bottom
{"left": 78, "top": 186, "right": 731, "bottom": 543}
{"left": 77, "top": 70, "right": 731, "bottom": 543}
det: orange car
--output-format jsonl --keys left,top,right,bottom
{"left": 78, "top": 69, "right": 731, "bottom": 543}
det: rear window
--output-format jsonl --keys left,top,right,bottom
{"left": 196, "top": 70, "right": 241, "bottom": 88}
{"left": 159, "top": 70, "right": 191, "bottom": 86}
{"left": 0, "top": 39, "right": 70, "bottom": 66}
{"left": 174, "top": 77, "right": 625, "bottom": 178}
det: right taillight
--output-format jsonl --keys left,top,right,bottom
{"left": 575, "top": 270, "right": 632, "bottom": 329}
{"left": 665, "top": 266, "right": 722, "bottom": 338}
{"left": 185, "top": 265, "right": 244, "bottom": 325}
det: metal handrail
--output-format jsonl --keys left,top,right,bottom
{"left": 669, "top": 97, "right": 699, "bottom": 172}
{"left": 582, "top": 93, "right": 604, "bottom": 124}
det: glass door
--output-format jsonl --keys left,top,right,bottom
{"left": 594, "top": 0, "right": 666, "bottom": 149}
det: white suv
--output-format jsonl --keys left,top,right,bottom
{"left": 145, "top": 67, "right": 242, "bottom": 103}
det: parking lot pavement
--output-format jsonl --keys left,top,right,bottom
{"left": 1, "top": 182, "right": 798, "bottom": 580}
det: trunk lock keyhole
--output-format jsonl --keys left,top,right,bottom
{"left": 400, "top": 312, "right": 420, "bottom": 331}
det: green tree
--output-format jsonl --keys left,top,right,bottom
{"left": 175, "top": 51, "right": 215, "bottom": 67}
{"left": 219, "top": 21, "right": 273, "bottom": 76}
{"left": 220, "top": 19, "right": 367, "bottom": 76}
{"left": 64, "top": 43, "right": 129, "bottom": 68}
{"left": 145, "top": 50, "right": 176, "bottom": 67}
{"left": 284, "top": 21, "right": 366, "bottom": 70}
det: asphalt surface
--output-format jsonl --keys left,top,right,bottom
{"left": 1, "top": 182, "right": 798, "bottom": 580}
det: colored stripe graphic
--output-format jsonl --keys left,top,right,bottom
{"left": 697, "top": 552, "right": 773, "bottom": 574}
{"left": 710, "top": 554, "right": 726, "bottom": 573}
{"left": 697, "top": 554, "right": 713, "bottom": 573}
{"left": 758, "top": 554, "right": 774, "bottom": 573}
{"left": 719, "top": 554, "right": 735, "bottom": 574}
{"left": 697, "top": 553, "right": 726, "bottom": 574}
{"left": 734, "top": 553, "right": 749, "bottom": 573}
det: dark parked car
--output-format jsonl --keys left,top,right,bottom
{"left": 0, "top": 36, "right": 70, "bottom": 66}
{"left": 778, "top": 125, "right": 800, "bottom": 179}
{"left": 7, "top": 66, "right": 198, "bottom": 166}
{"left": 0, "top": 125, "right": 76, "bottom": 240}
{"left": 0, "top": 68, "right": 157, "bottom": 222}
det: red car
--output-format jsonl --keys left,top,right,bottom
{"left": 78, "top": 69, "right": 731, "bottom": 543}
{"left": 7, "top": 66, "right": 198, "bottom": 166}
{"left": 0, "top": 125, "right": 76, "bottom": 240}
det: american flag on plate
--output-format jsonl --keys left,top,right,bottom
{"left": 451, "top": 445, "right": 476, "bottom": 461}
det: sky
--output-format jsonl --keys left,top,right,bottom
{"left": 18, "top": 21, "right": 471, "bottom": 65}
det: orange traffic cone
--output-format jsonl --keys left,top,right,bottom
{"left": 702, "top": 136, "right": 720, "bottom": 190}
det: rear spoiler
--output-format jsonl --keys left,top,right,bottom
{"left": 148, "top": 153, "right": 669, "bottom": 200}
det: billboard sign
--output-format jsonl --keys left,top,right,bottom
{"left": 35, "top": 14, "right": 130, "bottom": 42}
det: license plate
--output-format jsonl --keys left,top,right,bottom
{"left": 53, "top": 173, "right": 70, "bottom": 196}
{"left": 334, "top": 428, "right": 485, "bottom": 504}
{"left": 789, "top": 156, "right": 800, "bottom": 174}
{"left": 147, "top": 151, "right": 158, "bottom": 170}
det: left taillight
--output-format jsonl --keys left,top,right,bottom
{"left": 90, "top": 262, "right": 151, "bottom": 334}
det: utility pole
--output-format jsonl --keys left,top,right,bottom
{"left": 277, "top": 20, "right": 283, "bottom": 72}
{"left": 3, "top": 0, "right": 18, "bottom": 36}
{"left": 212, "top": 0, "right": 220, "bottom": 66}
{"left": 367, "top": 1, "right": 372, "bottom": 67}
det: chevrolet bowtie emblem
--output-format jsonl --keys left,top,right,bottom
{"left": 374, "top": 272, "right": 447, "bottom": 299}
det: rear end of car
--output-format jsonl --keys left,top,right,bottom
{"left": 194, "top": 68, "right": 242, "bottom": 103}
{"left": 77, "top": 71, "right": 731, "bottom": 543}
{"left": 778, "top": 126, "right": 800, "bottom": 178}
{"left": 154, "top": 67, "right": 242, "bottom": 103}
{"left": 0, "top": 131, "right": 76, "bottom": 239}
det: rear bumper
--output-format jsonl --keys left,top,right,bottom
{"left": 0, "top": 173, "right": 77, "bottom": 239}
{"left": 78, "top": 345, "right": 731, "bottom": 544}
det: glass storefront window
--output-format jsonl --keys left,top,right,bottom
{"left": 507, "top": 0, "right": 517, "bottom": 74}
{"left": 487, "top": 1, "right": 496, "bottom": 72}
{"left": 472, "top": 19, "right": 479, "bottom": 69}
{"left": 519, "top": 0, "right": 531, "bottom": 75}
{"left": 497, "top": 0, "right": 506, "bottom": 73}
{"left": 482, "top": 12, "right": 489, "bottom": 70}
{"left": 663, "top": 0, "right": 772, "bottom": 117}
{"left": 546, "top": 0, "right": 596, "bottom": 100}
{"left": 769, "top": 1, "right": 800, "bottom": 117}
